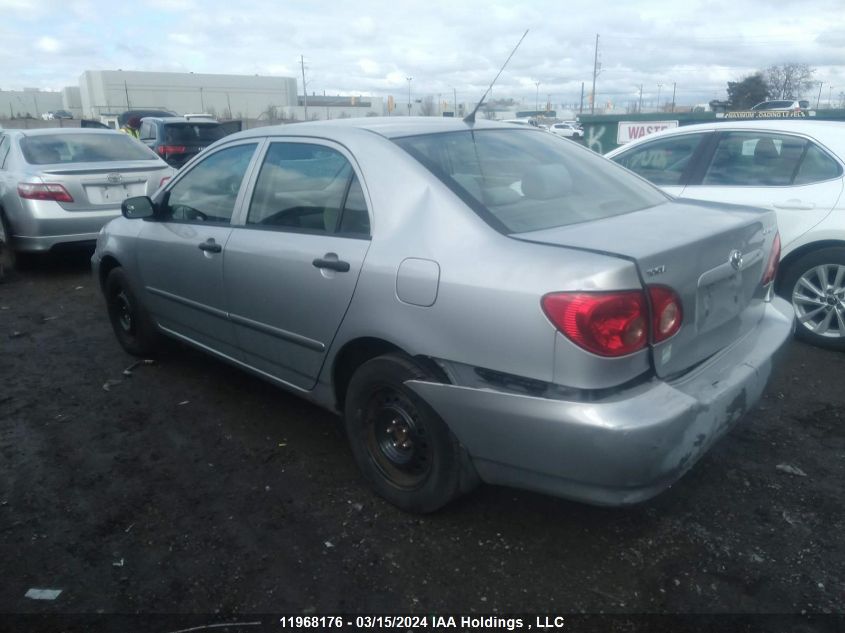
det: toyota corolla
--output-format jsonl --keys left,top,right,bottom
{"left": 92, "top": 117, "right": 793, "bottom": 512}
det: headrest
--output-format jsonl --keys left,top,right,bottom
{"left": 521, "top": 164, "right": 573, "bottom": 200}
{"left": 754, "top": 138, "right": 779, "bottom": 160}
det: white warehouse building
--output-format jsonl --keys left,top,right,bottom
{"left": 79, "top": 70, "right": 298, "bottom": 120}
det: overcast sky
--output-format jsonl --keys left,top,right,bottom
{"left": 2, "top": 0, "right": 845, "bottom": 109}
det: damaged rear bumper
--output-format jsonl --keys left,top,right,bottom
{"left": 407, "top": 297, "right": 794, "bottom": 506}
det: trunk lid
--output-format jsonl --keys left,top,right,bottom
{"left": 516, "top": 199, "right": 778, "bottom": 377}
{"left": 35, "top": 161, "right": 172, "bottom": 211}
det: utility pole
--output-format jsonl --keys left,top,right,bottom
{"left": 225, "top": 92, "right": 232, "bottom": 119}
{"left": 590, "top": 33, "right": 599, "bottom": 114}
{"left": 828, "top": 85, "right": 833, "bottom": 109}
{"left": 546, "top": 93, "right": 551, "bottom": 113}
{"left": 453, "top": 87, "right": 458, "bottom": 115}
{"left": 671, "top": 82, "right": 676, "bottom": 112}
{"left": 406, "top": 77, "right": 413, "bottom": 116}
{"left": 300, "top": 55, "right": 308, "bottom": 120}
{"left": 199, "top": 86, "right": 204, "bottom": 111}
{"left": 124, "top": 81, "right": 131, "bottom": 109}
{"left": 579, "top": 82, "right": 584, "bottom": 113}
{"left": 657, "top": 83, "right": 663, "bottom": 111}
{"left": 638, "top": 84, "right": 643, "bottom": 113}
{"left": 534, "top": 81, "right": 540, "bottom": 113}
{"left": 816, "top": 82, "right": 824, "bottom": 109}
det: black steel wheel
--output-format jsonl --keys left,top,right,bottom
{"left": 104, "top": 267, "right": 160, "bottom": 356}
{"left": 344, "top": 353, "right": 476, "bottom": 513}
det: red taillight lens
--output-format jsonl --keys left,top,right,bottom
{"left": 17, "top": 182, "right": 74, "bottom": 203}
{"left": 648, "top": 286, "right": 683, "bottom": 343}
{"left": 762, "top": 232, "right": 781, "bottom": 286}
{"left": 542, "top": 291, "right": 649, "bottom": 357}
{"left": 156, "top": 145, "right": 186, "bottom": 155}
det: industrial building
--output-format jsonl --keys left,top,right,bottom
{"left": 0, "top": 88, "right": 64, "bottom": 119}
{"left": 78, "top": 70, "right": 298, "bottom": 121}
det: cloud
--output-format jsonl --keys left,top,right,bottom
{"left": 36, "top": 36, "right": 62, "bottom": 53}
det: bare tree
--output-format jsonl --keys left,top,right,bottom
{"left": 765, "top": 63, "right": 815, "bottom": 99}
{"left": 419, "top": 96, "right": 437, "bottom": 116}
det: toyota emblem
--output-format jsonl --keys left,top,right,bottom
{"left": 729, "top": 249, "right": 744, "bottom": 271}
{"left": 107, "top": 173, "right": 123, "bottom": 184}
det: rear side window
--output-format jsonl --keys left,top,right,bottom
{"left": 247, "top": 142, "right": 368, "bottom": 236}
{"left": 164, "top": 124, "right": 227, "bottom": 145}
{"left": 613, "top": 134, "right": 707, "bottom": 186}
{"left": 20, "top": 133, "right": 156, "bottom": 164}
{"left": 794, "top": 144, "right": 842, "bottom": 184}
{"left": 139, "top": 121, "right": 156, "bottom": 141}
{"left": 395, "top": 129, "right": 666, "bottom": 234}
{"left": 703, "top": 132, "right": 807, "bottom": 186}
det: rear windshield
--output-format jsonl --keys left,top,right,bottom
{"left": 20, "top": 133, "right": 156, "bottom": 164}
{"left": 394, "top": 129, "right": 666, "bottom": 233}
{"left": 164, "top": 123, "right": 227, "bottom": 145}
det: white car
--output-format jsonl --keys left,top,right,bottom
{"left": 606, "top": 119, "right": 845, "bottom": 350}
{"left": 751, "top": 100, "right": 810, "bottom": 112}
{"left": 549, "top": 122, "right": 583, "bottom": 139}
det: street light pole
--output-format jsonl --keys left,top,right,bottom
{"left": 671, "top": 82, "right": 676, "bottom": 112}
{"left": 590, "top": 33, "right": 599, "bottom": 114}
{"left": 657, "top": 83, "right": 663, "bottom": 111}
{"left": 817, "top": 82, "right": 824, "bottom": 109}
{"left": 453, "top": 87, "right": 457, "bottom": 115}
{"left": 407, "top": 77, "right": 413, "bottom": 116}
{"left": 535, "top": 81, "right": 540, "bottom": 113}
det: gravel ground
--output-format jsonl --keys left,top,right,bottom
{"left": 0, "top": 253, "right": 843, "bottom": 628}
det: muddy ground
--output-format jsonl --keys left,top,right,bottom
{"left": 0, "top": 253, "right": 842, "bottom": 629}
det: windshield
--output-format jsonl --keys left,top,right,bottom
{"left": 394, "top": 129, "right": 667, "bottom": 233}
{"left": 164, "top": 123, "right": 227, "bottom": 145}
{"left": 20, "top": 133, "right": 157, "bottom": 164}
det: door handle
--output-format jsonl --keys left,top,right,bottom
{"left": 198, "top": 238, "right": 222, "bottom": 253}
{"left": 312, "top": 255, "right": 350, "bottom": 272}
{"left": 773, "top": 199, "right": 815, "bottom": 210}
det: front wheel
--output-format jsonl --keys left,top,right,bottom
{"left": 779, "top": 247, "right": 845, "bottom": 350}
{"left": 104, "top": 267, "right": 161, "bottom": 356}
{"left": 343, "top": 353, "right": 476, "bottom": 513}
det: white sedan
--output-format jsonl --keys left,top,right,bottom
{"left": 606, "top": 119, "right": 845, "bottom": 350}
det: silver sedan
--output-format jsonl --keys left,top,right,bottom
{"left": 92, "top": 118, "right": 793, "bottom": 512}
{"left": 0, "top": 128, "right": 172, "bottom": 266}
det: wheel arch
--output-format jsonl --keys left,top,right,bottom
{"left": 98, "top": 254, "right": 123, "bottom": 292}
{"left": 331, "top": 337, "right": 448, "bottom": 411}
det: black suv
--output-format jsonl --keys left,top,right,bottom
{"left": 138, "top": 116, "right": 242, "bottom": 168}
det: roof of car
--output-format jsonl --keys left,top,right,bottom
{"left": 606, "top": 119, "right": 845, "bottom": 157}
{"left": 142, "top": 116, "right": 221, "bottom": 124}
{"left": 13, "top": 127, "right": 124, "bottom": 137}
{"left": 231, "top": 116, "right": 536, "bottom": 142}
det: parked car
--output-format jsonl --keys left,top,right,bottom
{"left": 138, "top": 116, "right": 242, "bottom": 168}
{"left": 751, "top": 100, "right": 810, "bottom": 111}
{"left": 549, "top": 122, "right": 583, "bottom": 139}
{"left": 0, "top": 128, "right": 173, "bottom": 265}
{"left": 606, "top": 120, "right": 845, "bottom": 350}
{"left": 93, "top": 118, "right": 792, "bottom": 512}
{"left": 41, "top": 110, "right": 74, "bottom": 121}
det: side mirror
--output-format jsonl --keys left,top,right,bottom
{"left": 122, "top": 196, "right": 155, "bottom": 219}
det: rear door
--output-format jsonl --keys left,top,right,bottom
{"left": 223, "top": 140, "right": 372, "bottom": 390}
{"left": 679, "top": 130, "right": 844, "bottom": 249}
{"left": 136, "top": 140, "right": 262, "bottom": 358}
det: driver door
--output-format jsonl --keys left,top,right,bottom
{"left": 136, "top": 140, "right": 262, "bottom": 358}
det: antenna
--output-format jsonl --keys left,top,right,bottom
{"left": 464, "top": 29, "right": 529, "bottom": 124}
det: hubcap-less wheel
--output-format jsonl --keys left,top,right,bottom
{"left": 115, "top": 290, "right": 134, "bottom": 333}
{"left": 792, "top": 264, "right": 845, "bottom": 339}
{"left": 364, "top": 387, "right": 432, "bottom": 489}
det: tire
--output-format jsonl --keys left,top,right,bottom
{"left": 778, "top": 246, "right": 845, "bottom": 351}
{"left": 104, "top": 267, "right": 161, "bottom": 356}
{"left": 0, "top": 211, "right": 15, "bottom": 278}
{"left": 343, "top": 353, "right": 477, "bottom": 513}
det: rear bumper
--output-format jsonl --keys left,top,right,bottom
{"left": 8, "top": 199, "right": 119, "bottom": 252}
{"left": 407, "top": 297, "right": 794, "bottom": 506}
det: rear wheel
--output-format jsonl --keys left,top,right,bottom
{"left": 343, "top": 353, "right": 476, "bottom": 513}
{"left": 779, "top": 247, "right": 845, "bottom": 350}
{"left": 104, "top": 267, "right": 161, "bottom": 356}
{"left": 0, "top": 212, "right": 15, "bottom": 278}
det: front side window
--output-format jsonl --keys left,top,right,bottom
{"left": 20, "top": 133, "right": 157, "bottom": 164}
{"left": 613, "top": 134, "right": 707, "bottom": 186}
{"left": 702, "top": 132, "right": 807, "bottom": 186}
{"left": 246, "top": 142, "right": 369, "bottom": 236}
{"left": 395, "top": 129, "right": 666, "bottom": 234}
{"left": 163, "top": 143, "right": 256, "bottom": 224}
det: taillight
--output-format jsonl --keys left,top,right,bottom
{"left": 542, "top": 286, "right": 683, "bottom": 357}
{"left": 156, "top": 145, "right": 186, "bottom": 156}
{"left": 648, "top": 286, "right": 683, "bottom": 343}
{"left": 762, "top": 232, "right": 781, "bottom": 286}
{"left": 542, "top": 291, "right": 648, "bottom": 357}
{"left": 17, "top": 182, "right": 73, "bottom": 203}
